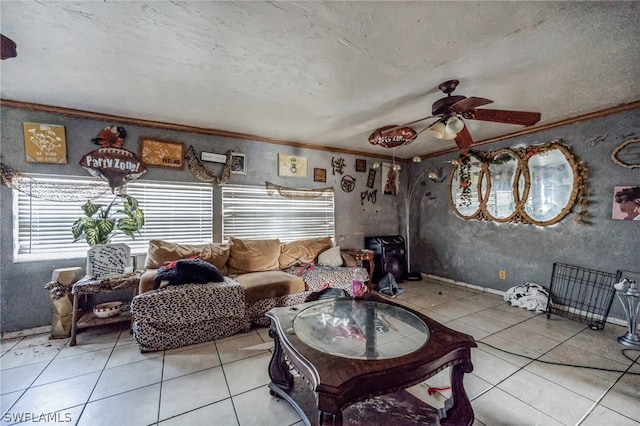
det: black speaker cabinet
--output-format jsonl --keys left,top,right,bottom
{"left": 365, "top": 235, "right": 407, "bottom": 283}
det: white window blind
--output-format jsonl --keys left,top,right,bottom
{"left": 222, "top": 184, "right": 335, "bottom": 242}
{"left": 14, "top": 175, "right": 213, "bottom": 261}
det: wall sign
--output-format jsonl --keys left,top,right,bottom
{"left": 140, "top": 138, "right": 185, "bottom": 169}
{"left": 87, "top": 243, "right": 130, "bottom": 278}
{"left": 278, "top": 154, "right": 307, "bottom": 178}
{"left": 23, "top": 122, "right": 67, "bottom": 164}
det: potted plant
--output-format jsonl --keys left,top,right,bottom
{"left": 72, "top": 194, "right": 145, "bottom": 246}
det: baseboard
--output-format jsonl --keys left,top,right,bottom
{"left": 1, "top": 325, "right": 51, "bottom": 340}
{"left": 423, "top": 273, "right": 627, "bottom": 327}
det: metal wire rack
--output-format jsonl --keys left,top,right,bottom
{"left": 546, "top": 262, "right": 617, "bottom": 330}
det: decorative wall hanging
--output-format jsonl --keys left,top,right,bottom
{"left": 230, "top": 153, "right": 247, "bottom": 175}
{"left": 382, "top": 163, "right": 399, "bottom": 195}
{"left": 366, "top": 168, "right": 376, "bottom": 188}
{"left": 80, "top": 126, "right": 147, "bottom": 191}
{"left": 140, "top": 138, "right": 185, "bottom": 169}
{"left": 185, "top": 145, "right": 232, "bottom": 185}
{"left": 314, "top": 168, "right": 326, "bottom": 183}
{"left": 278, "top": 154, "right": 307, "bottom": 178}
{"left": 331, "top": 157, "right": 346, "bottom": 175}
{"left": 361, "top": 190, "right": 377, "bottom": 205}
{"left": 23, "top": 123, "right": 67, "bottom": 164}
{"left": 611, "top": 185, "right": 640, "bottom": 221}
{"left": 611, "top": 138, "right": 640, "bottom": 169}
{"left": 368, "top": 125, "right": 418, "bottom": 148}
{"left": 341, "top": 175, "right": 356, "bottom": 192}
{"left": 1, "top": 162, "right": 109, "bottom": 201}
{"left": 447, "top": 140, "right": 588, "bottom": 226}
{"left": 265, "top": 181, "right": 333, "bottom": 200}
{"left": 355, "top": 159, "right": 367, "bottom": 172}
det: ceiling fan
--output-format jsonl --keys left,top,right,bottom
{"left": 368, "top": 79, "right": 541, "bottom": 151}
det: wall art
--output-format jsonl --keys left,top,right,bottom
{"left": 140, "top": 138, "right": 185, "bottom": 169}
{"left": 314, "top": 168, "right": 326, "bottom": 183}
{"left": 611, "top": 138, "right": 640, "bottom": 169}
{"left": 331, "top": 156, "right": 346, "bottom": 175}
{"left": 366, "top": 168, "right": 376, "bottom": 188}
{"left": 230, "top": 153, "right": 247, "bottom": 175}
{"left": 612, "top": 185, "right": 640, "bottom": 221}
{"left": 361, "top": 189, "right": 377, "bottom": 205}
{"left": 86, "top": 243, "right": 131, "bottom": 278}
{"left": 278, "top": 154, "right": 307, "bottom": 178}
{"left": 355, "top": 159, "right": 367, "bottom": 172}
{"left": 341, "top": 175, "right": 356, "bottom": 192}
{"left": 382, "top": 163, "right": 399, "bottom": 195}
{"left": 23, "top": 122, "right": 67, "bottom": 164}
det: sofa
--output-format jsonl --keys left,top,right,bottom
{"left": 130, "top": 237, "right": 368, "bottom": 352}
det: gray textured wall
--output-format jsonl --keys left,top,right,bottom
{"left": 408, "top": 109, "right": 639, "bottom": 322}
{"left": 1, "top": 107, "right": 400, "bottom": 333}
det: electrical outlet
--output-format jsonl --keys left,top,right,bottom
{"left": 499, "top": 270, "right": 507, "bottom": 280}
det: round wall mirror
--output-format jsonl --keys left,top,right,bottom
{"left": 448, "top": 158, "right": 482, "bottom": 219}
{"left": 485, "top": 150, "right": 518, "bottom": 222}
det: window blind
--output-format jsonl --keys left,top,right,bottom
{"left": 14, "top": 175, "right": 213, "bottom": 261}
{"left": 221, "top": 184, "right": 335, "bottom": 242}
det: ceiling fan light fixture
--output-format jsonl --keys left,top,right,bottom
{"left": 444, "top": 116, "right": 464, "bottom": 134}
{"left": 428, "top": 121, "right": 457, "bottom": 140}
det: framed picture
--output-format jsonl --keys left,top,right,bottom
{"left": 140, "top": 138, "right": 184, "bottom": 169}
{"left": 366, "top": 168, "right": 376, "bottom": 188}
{"left": 355, "top": 159, "right": 367, "bottom": 172}
{"left": 314, "top": 168, "right": 326, "bottom": 183}
{"left": 278, "top": 154, "right": 307, "bottom": 178}
{"left": 23, "top": 122, "right": 67, "bottom": 164}
{"left": 381, "top": 162, "right": 399, "bottom": 195}
{"left": 612, "top": 185, "right": 640, "bottom": 221}
{"left": 231, "top": 153, "right": 247, "bottom": 175}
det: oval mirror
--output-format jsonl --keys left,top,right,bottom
{"left": 448, "top": 158, "right": 482, "bottom": 219}
{"left": 484, "top": 150, "right": 518, "bottom": 221}
{"left": 524, "top": 145, "right": 577, "bottom": 225}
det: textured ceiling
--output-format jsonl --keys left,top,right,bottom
{"left": 1, "top": 1, "right": 639, "bottom": 158}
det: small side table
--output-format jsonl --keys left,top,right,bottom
{"left": 616, "top": 286, "right": 640, "bottom": 349}
{"left": 70, "top": 272, "right": 141, "bottom": 346}
{"left": 341, "top": 248, "right": 375, "bottom": 289}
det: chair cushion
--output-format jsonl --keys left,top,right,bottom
{"left": 144, "top": 239, "right": 230, "bottom": 275}
{"left": 228, "top": 238, "right": 281, "bottom": 274}
{"left": 233, "top": 271, "right": 305, "bottom": 303}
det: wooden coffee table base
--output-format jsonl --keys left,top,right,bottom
{"left": 267, "top": 296, "right": 475, "bottom": 426}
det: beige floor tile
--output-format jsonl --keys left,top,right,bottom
{"left": 159, "top": 366, "right": 229, "bottom": 420}
{"left": 15, "top": 404, "right": 84, "bottom": 426}
{"left": 476, "top": 336, "right": 543, "bottom": 367}
{"left": 10, "top": 372, "right": 100, "bottom": 416}
{"left": 0, "top": 390, "right": 23, "bottom": 417}
{"left": 223, "top": 352, "right": 272, "bottom": 396}
{"left": 0, "top": 337, "right": 22, "bottom": 353}
{"left": 33, "top": 348, "right": 112, "bottom": 386}
{"left": 105, "top": 341, "right": 163, "bottom": 369}
{"left": 489, "top": 325, "right": 560, "bottom": 357}
{"left": 0, "top": 361, "right": 48, "bottom": 394}
{"left": 524, "top": 342, "right": 629, "bottom": 401}
{"left": 565, "top": 326, "right": 634, "bottom": 365}
{"left": 454, "top": 308, "right": 525, "bottom": 334}
{"left": 90, "top": 357, "right": 163, "bottom": 401}
{"left": 494, "top": 302, "right": 539, "bottom": 319}
{"left": 581, "top": 404, "right": 640, "bottom": 426}
{"left": 470, "top": 349, "right": 521, "bottom": 385}
{"left": 79, "top": 383, "right": 160, "bottom": 426}
{"left": 443, "top": 319, "right": 491, "bottom": 341}
{"left": 163, "top": 341, "right": 221, "bottom": 380}
{"left": 472, "top": 387, "right": 563, "bottom": 426}
{"left": 0, "top": 339, "right": 64, "bottom": 370}
{"left": 400, "top": 302, "right": 455, "bottom": 324}
{"left": 517, "top": 313, "right": 588, "bottom": 342}
{"left": 465, "top": 373, "right": 493, "bottom": 401}
{"left": 159, "top": 398, "right": 238, "bottom": 426}
{"left": 233, "top": 386, "right": 302, "bottom": 426}
{"left": 599, "top": 373, "right": 640, "bottom": 422}
{"left": 215, "top": 331, "right": 270, "bottom": 365}
{"left": 498, "top": 369, "right": 594, "bottom": 425}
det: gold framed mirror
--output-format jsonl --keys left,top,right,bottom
{"left": 448, "top": 140, "right": 585, "bottom": 226}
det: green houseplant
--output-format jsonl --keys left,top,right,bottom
{"left": 72, "top": 194, "right": 145, "bottom": 246}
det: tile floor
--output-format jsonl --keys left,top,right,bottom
{"left": 1, "top": 278, "right": 638, "bottom": 425}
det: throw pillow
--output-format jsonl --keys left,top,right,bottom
{"left": 317, "top": 246, "right": 343, "bottom": 267}
{"left": 153, "top": 258, "right": 225, "bottom": 289}
{"left": 279, "top": 240, "right": 318, "bottom": 269}
{"left": 145, "top": 240, "right": 230, "bottom": 274}
{"left": 227, "top": 238, "right": 281, "bottom": 274}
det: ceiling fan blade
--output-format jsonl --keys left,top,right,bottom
{"left": 450, "top": 97, "right": 493, "bottom": 113}
{"left": 464, "top": 108, "right": 541, "bottom": 126}
{"left": 454, "top": 126, "right": 474, "bottom": 151}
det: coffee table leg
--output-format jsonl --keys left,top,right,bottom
{"left": 319, "top": 410, "right": 342, "bottom": 426}
{"left": 268, "top": 327, "right": 294, "bottom": 391}
{"left": 440, "top": 359, "right": 474, "bottom": 426}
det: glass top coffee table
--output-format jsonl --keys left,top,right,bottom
{"left": 266, "top": 294, "right": 476, "bottom": 425}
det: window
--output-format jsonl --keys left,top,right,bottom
{"left": 14, "top": 175, "right": 213, "bottom": 261}
{"left": 221, "top": 184, "right": 334, "bottom": 242}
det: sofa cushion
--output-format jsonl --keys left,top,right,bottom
{"left": 145, "top": 240, "right": 230, "bottom": 275}
{"left": 228, "top": 238, "right": 281, "bottom": 274}
{"left": 279, "top": 239, "right": 318, "bottom": 269}
{"left": 304, "top": 237, "right": 333, "bottom": 260}
{"left": 318, "top": 246, "right": 343, "bottom": 267}
{"left": 233, "top": 271, "right": 305, "bottom": 303}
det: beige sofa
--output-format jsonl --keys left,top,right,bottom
{"left": 131, "top": 238, "right": 367, "bottom": 352}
